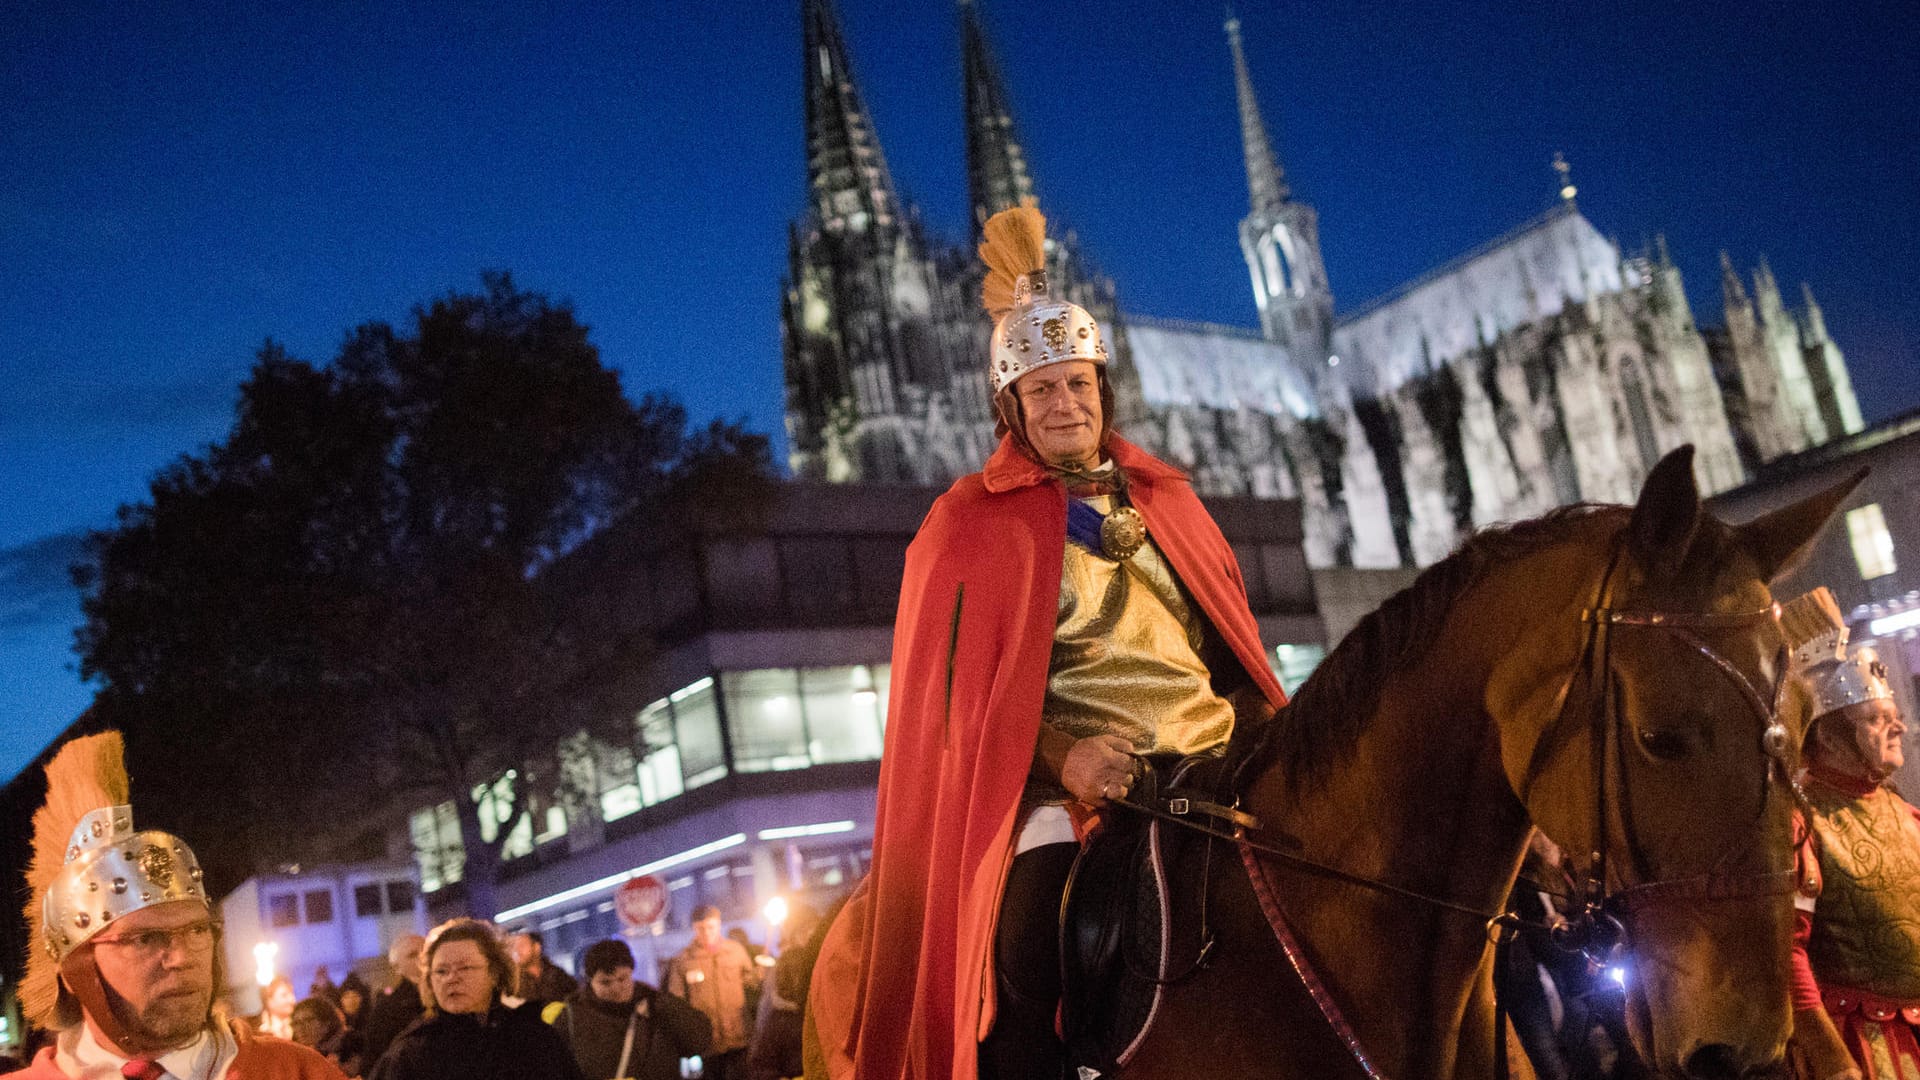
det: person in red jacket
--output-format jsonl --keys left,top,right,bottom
{"left": 1782, "top": 588, "right": 1920, "bottom": 1080}
{"left": 808, "top": 205, "right": 1287, "bottom": 1080}
{"left": 7, "top": 731, "right": 345, "bottom": 1080}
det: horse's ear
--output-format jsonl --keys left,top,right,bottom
{"left": 1626, "top": 445, "right": 1701, "bottom": 581}
{"left": 1732, "top": 467, "right": 1868, "bottom": 583}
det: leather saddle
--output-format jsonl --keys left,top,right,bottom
{"left": 1059, "top": 755, "right": 1232, "bottom": 1078}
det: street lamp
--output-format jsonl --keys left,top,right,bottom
{"left": 253, "top": 941, "right": 279, "bottom": 987}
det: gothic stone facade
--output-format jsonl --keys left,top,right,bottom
{"left": 781, "top": 0, "right": 1865, "bottom": 569}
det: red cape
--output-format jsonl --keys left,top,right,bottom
{"left": 810, "top": 434, "right": 1287, "bottom": 1080}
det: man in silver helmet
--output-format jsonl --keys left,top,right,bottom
{"left": 1780, "top": 588, "right": 1920, "bottom": 1080}
{"left": 807, "top": 206, "right": 1287, "bottom": 1080}
{"left": 8, "top": 732, "right": 344, "bottom": 1080}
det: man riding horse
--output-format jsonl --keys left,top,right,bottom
{"left": 806, "top": 203, "right": 1286, "bottom": 1080}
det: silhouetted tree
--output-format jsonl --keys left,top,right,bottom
{"left": 75, "top": 273, "right": 773, "bottom": 913}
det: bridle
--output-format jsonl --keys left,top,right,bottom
{"left": 1120, "top": 537, "right": 1804, "bottom": 1079}
{"left": 1511, "top": 542, "right": 1800, "bottom": 968}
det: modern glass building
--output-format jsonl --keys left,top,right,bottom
{"left": 406, "top": 482, "right": 1325, "bottom": 978}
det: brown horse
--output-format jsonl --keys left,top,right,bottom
{"left": 1113, "top": 446, "right": 1861, "bottom": 1079}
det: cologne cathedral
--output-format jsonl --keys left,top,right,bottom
{"left": 780, "top": 0, "right": 1864, "bottom": 569}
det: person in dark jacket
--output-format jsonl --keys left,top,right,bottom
{"left": 369, "top": 918, "right": 583, "bottom": 1080}
{"left": 360, "top": 935, "right": 426, "bottom": 1071}
{"left": 553, "top": 940, "right": 711, "bottom": 1080}
{"left": 747, "top": 904, "right": 823, "bottom": 1080}
{"left": 510, "top": 930, "right": 580, "bottom": 1009}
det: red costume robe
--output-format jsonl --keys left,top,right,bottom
{"left": 809, "top": 434, "right": 1287, "bottom": 1080}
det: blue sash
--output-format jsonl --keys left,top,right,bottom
{"left": 1066, "top": 498, "right": 1110, "bottom": 555}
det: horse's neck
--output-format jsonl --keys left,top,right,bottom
{"left": 1258, "top": 555, "right": 1588, "bottom": 1074}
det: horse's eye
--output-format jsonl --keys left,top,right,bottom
{"left": 1638, "top": 727, "right": 1692, "bottom": 761}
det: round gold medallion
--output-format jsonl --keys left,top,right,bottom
{"left": 1101, "top": 506, "right": 1147, "bottom": 560}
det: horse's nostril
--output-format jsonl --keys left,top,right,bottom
{"left": 1682, "top": 1044, "right": 1742, "bottom": 1080}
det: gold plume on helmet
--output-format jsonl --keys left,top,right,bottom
{"left": 978, "top": 202, "right": 1047, "bottom": 322}
{"left": 1781, "top": 586, "right": 1848, "bottom": 670}
{"left": 22, "top": 731, "right": 130, "bottom": 1028}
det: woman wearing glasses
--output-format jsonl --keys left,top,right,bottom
{"left": 367, "top": 919, "right": 583, "bottom": 1080}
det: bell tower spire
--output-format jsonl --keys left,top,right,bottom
{"left": 803, "top": 0, "right": 901, "bottom": 238}
{"left": 1227, "top": 8, "right": 1333, "bottom": 362}
{"left": 960, "top": 0, "right": 1038, "bottom": 238}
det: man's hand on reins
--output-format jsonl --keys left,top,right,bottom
{"left": 1061, "top": 733, "right": 1137, "bottom": 806}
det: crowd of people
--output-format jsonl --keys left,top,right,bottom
{"left": 233, "top": 910, "right": 825, "bottom": 1080}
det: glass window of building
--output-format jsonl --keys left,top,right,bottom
{"left": 1848, "top": 504, "right": 1897, "bottom": 580}
{"left": 800, "top": 665, "right": 888, "bottom": 763}
{"left": 269, "top": 893, "right": 299, "bottom": 928}
{"left": 354, "top": 883, "right": 383, "bottom": 918}
{"left": 304, "top": 889, "right": 334, "bottom": 924}
{"left": 499, "top": 810, "right": 535, "bottom": 861}
{"left": 409, "top": 801, "right": 464, "bottom": 892}
{"left": 1272, "top": 643, "right": 1327, "bottom": 696}
{"left": 385, "top": 880, "right": 415, "bottom": 912}
{"left": 597, "top": 743, "right": 641, "bottom": 823}
{"left": 724, "top": 669, "right": 809, "bottom": 771}
{"left": 671, "top": 678, "right": 728, "bottom": 788}
{"left": 636, "top": 697, "right": 685, "bottom": 807}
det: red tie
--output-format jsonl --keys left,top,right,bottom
{"left": 122, "top": 1060, "right": 166, "bottom": 1080}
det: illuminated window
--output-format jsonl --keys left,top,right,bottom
{"left": 409, "top": 801, "right": 463, "bottom": 892}
{"left": 672, "top": 678, "right": 727, "bottom": 789}
{"left": 725, "top": 669, "right": 809, "bottom": 771}
{"left": 1848, "top": 504, "right": 1897, "bottom": 580}
{"left": 1272, "top": 643, "right": 1327, "bottom": 696}
{"left": 800, "top": 665, "right": 889, "bottom": 764}
{"left": 636, "top": 697, "right": 684, "bottom": 807}
{"left": 596, "top": 743, "right": 641, "bottom": 823}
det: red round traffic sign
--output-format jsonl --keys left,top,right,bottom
{"left": 615, "top": 875, "right": 667, "bottom": 928}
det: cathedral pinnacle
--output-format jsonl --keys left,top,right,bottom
{"left": 961, "top": 0, "right": 1039, "bottom": 237}
{"left": 803, "top": 0, "right": 902, "bottom": 237}
{"left": 1226, "top": 6, "right": 1290, "bottom": 215}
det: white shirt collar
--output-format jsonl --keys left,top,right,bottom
{"left": 58, "top": 1021, "right": 236, "bottom": 1080}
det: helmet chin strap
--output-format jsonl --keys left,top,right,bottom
{"left": 60, "top": 947, "right": 208, "bottom": 1058}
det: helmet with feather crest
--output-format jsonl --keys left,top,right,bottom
{"left": 21, "top": 731, "right": 213, "bottom": 1035}
{"left": 979, "top": 203, "right": 1111, "bottom": 444}
{"left": 1781, "top": 587, "right": 1895, "bottom": 720}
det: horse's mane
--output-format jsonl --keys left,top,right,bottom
{"left": 1248, "top": 504, "right": 1620, "bottom": 790}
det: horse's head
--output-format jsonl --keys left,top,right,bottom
{"left": 1493, "top": 446, "right": 1862, "bottom": 1079}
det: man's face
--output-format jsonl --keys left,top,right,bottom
{"left": 1015, "top": 361, "right": 1102, "bottom": 469}
{"left": 589, "top": 966, "right": 636, "bottom": 1005}
{"left": 1846, "top": 697, "right": 1906, "bottom": 775}
{"left": 266, "top": 982, "right": 296, "bottom": 1018}
{"left": 87, "top": 900, "right": 216, "bottom": 1053}
{"left": 391, "top": 935, "right": 425, "bottom": 983}
{"left": 509, "top": 933, "right": 538, "bottom": 968}
{"left": 692, "top": 916, "right": 723, "bottom": 951}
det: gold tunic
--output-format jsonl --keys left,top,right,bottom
{"left": 1807, "top": 781, "right": 1920, "bottom": 1001}
{"left": 1035, "top": 495, "right": 1235, "bottom": 795}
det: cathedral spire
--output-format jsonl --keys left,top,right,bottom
{"left": 1227, "top": 9, "right": 1331, "bottom": 361}
{"left": 960, "top": 0, "right": 1038, "bottom": 236}
{"left": 1226, "top": 6, "right": 1289, "bottom": 215}
{"left": 803, "top": 0, "right": 901, "bottom": 237}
